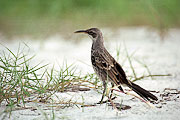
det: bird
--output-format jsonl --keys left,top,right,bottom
{"left": 74, "top": 28, "right": 158, "bottom": 103}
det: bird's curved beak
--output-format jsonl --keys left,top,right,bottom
{"left": 74, "top": 30, "right": 87, "bottom": 34}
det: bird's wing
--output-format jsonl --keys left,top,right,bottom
{"left": 94, "top": 49, "right": 130, "bottom": 86}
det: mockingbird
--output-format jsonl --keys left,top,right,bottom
{"left": 75, "top": 28, "right": 158, "bottom": 103}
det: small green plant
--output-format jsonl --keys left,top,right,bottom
{"left": 0, "top": 45, "right": 48, "bottom": 106}
{"left": 0, "top": 44, "right": 102, "bottom": 118}
{"left": 0, "top": 44, "right": 102, "bottom": 105}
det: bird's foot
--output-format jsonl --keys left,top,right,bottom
{"left": 97, "top": 96, "right": 117, "bottom": 104}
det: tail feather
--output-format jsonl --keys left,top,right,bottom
{"left": 128, "top": 82, "right": 158, "bottom": 101}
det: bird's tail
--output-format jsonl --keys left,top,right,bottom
{"left": 127, "top": 82, "right": 158, "bottom": 101}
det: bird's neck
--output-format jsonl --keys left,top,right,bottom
{"left": 92, "top": 36, "right": 104, "bottom": 49}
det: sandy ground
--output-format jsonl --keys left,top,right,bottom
{"left": 0, "top": 27, "right": 180, "bottom": 120}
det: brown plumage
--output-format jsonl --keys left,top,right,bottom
{"left": 75, "top": 28, "right": 158, "bottom": 102}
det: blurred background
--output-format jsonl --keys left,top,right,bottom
{"left": 0, "top": 0, "right": 179, "bottom": 39}
{"left": 1, "top": 1, "right": 180, "bottom": 119}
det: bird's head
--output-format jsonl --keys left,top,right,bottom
{"left": 74, "top": 28, "right": 102, "bottom": 42}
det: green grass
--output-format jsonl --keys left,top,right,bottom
{"left": 0, "top": 44, "right": 101, "bottom": 119}
{"left": 0, "top": 44, "right": 47, "bottom": 106}
{"left": 0, "top": 44, "right": 100, "bottom": 105}
{"left": 0, "top": 0, "right": 179, "bottom": 37}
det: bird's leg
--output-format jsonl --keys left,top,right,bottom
{"left": 108, "top": 95, "right": 117, "bottom": 110}
{"left": 98, "top": 82, "right": 107, "bottom": 104}
{"left": 97, "top": 83, "right": 117, "bottom": 104}
{"left": 107, "top": 86, "right": 119, "bottom": 111}
{"left": 109, "top": 83, "right": 115, "bottom": 99}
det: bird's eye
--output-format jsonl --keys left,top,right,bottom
{"left": 89, "top": 32, "right": 97, "bottom": 38}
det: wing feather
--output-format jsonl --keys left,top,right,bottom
{"left": 94, "top": 48, "right": 130, "bottom": 86}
